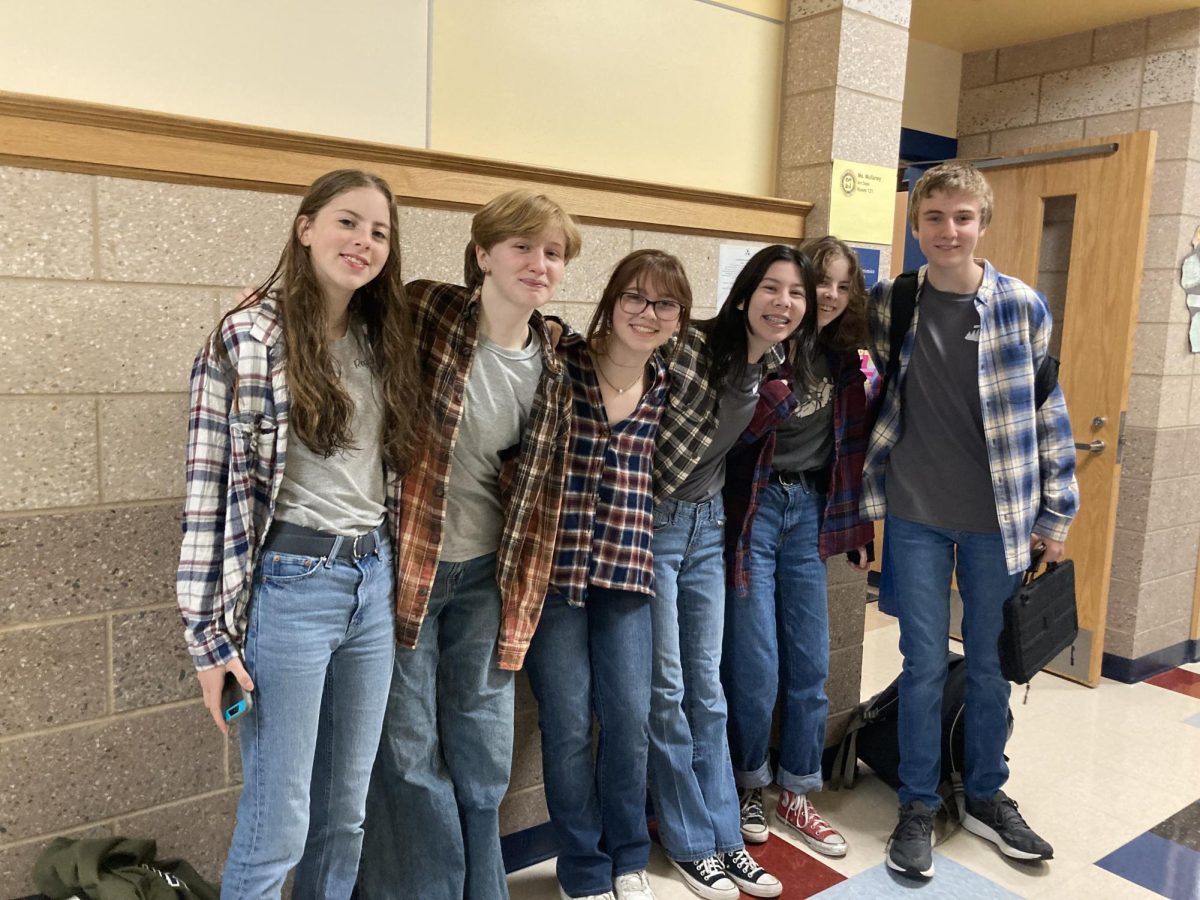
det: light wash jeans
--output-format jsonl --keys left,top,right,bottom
{"left": 723, "top": 479, "right": 829, "bottom": 796}
{"left": 881, "top": 515, "right": 1023, "bottom": 809}
{"left": 647, "top": 495, "right": 743, "bottom": 862}
{"left": 525, "top": 588, "right": 653, "bottom": 898}
{"left": 358, "top": 553, "right": 514, "bottom": 900}
{"left": 222, "top": 535, "right": 395, "bottom": 900}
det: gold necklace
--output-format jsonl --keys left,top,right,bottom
{"left": 595, "top": 359, "right": 644, "bottom": 394}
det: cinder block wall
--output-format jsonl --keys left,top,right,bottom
{"left": 1, "top": 165, "right": 836, "bottom": 896}
{"left": 956, "top": 9, "right": 1200, "bottom": 665}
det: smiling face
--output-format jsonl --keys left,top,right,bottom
{"left": 476, "top": 229, "right": 566, "bottom": 311}
{"left": 609, "top": 278, "right": 681, "bottom": 357}
{"left": 913, "top": 189, "right": 987, "bottom": 277}
{"left": 296, "top": 186, "right": 391, "bottom": 306}
{"left": 815, "top": 253, "right": 852, "bottom": 332}
{"left": 744, "top": 259, "right": 805, "bottom": 358}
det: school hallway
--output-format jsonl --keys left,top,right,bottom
{"left": 507, "top": 603, "right": 1200, "bottom": 900}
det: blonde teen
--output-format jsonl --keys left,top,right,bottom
{"left": 648, "top": 246, "right": 815, "bottom": 900}
{"left": 722, "top": 236, "right": 875, "bottom": 858}
{"left": 525, "top": 250, "right": 692, "bottom": 900}
{"left": 358, "top": 191, "right": 581, "bottom": 900}
{"left": 177, "top": 170, "right": 422, "bottom": 900}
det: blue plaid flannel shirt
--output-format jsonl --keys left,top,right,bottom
{"left": 861, "top": 261, "right": 1079, "bottom": 575}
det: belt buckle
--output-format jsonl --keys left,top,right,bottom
{"left": 351, "top": 533, "right": 364, "bottom": 560}
{"left": 777, "top": 470, "right": 799, "bottom": 486}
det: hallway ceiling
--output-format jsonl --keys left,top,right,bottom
{"left": 911, "top": 0, "right": 1200, "bottom": 52}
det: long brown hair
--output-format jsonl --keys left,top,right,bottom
{"left": 800, "top": 236, "right": 869, "bottom": 353}
{"left": 586, "top": 249, "right": 692, "bottom": 360}
{"left": 216, "top": 169, "right": 423, "bottom": 473}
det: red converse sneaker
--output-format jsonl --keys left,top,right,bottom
{"left": 776, "top": 790, "right": 847, "bottom": 857}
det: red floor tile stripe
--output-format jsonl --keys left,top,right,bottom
{"left": 1146, "top": 668, "right": 1200, "bottom": 700}
{"left": 744, "top": 834, "right": 847, "bottom": 899}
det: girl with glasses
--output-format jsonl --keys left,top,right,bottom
{"left": 526, "top": 250, "right": 691, "bottom": 900}
{"left": 721, "top": 236, "right": 875, "bottom": 859}
{"left": 177, "top": 170, "right": 423, "bottom": 899}
{"left": 647, "top": 245, "right": 817, "bottom": 900}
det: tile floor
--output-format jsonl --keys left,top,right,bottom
{"left": 508, "top": 604, "right": 1200, "bottom": 899}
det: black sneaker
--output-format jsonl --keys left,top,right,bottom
{"left": 667, "top": 855, "right": 738, "bottom": 900}
{"left": 739, "top": 787, "right": 769, "bottom": 844}
{"left": 886, "top": 801, "right": 936, "bottom": 878}
{"left": 963, "top": 791, "right": 1053, "bottom": 860}
{"left": 720, "top": 850, "right": 782, "bottom": 898}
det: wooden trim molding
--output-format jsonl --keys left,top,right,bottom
{"left": 0, "top": 91, "right": 810, "bottom": 241}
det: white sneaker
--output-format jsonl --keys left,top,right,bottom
{"left": 614, "top": 869, "right": 657, "bottom": 900}
{"left": 557, "top": 886, "right": 615, "bottom": 900}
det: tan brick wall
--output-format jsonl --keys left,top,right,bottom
{"left": 0, "top": 164, "right": 773, "bottom": 896}
{"left": 957, "top": 9, "right": 1200, "bottom": 661}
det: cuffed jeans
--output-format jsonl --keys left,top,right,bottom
{"left": 881, "top": 515, "right": 1022, "bottom": 809}
{"left": 647, "top": 495, "right": 743, "bottom": 862}
{"left": 724, "top": 479, "right": 829, "bottom": 796}
{"left": 223, "top": 535, "right": 395, "bottom": 900}
{"left": 525, "top": 587, "right": 653, "bottom": 898}
{"left": 358, "top": 553, "right": 514, "bottom": 900}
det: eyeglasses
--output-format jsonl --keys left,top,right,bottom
{"left": 617, "top": 291, "right": 683, "bottom": 321}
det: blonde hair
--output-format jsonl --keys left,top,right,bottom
{"left": 463, "top": 189, "right": 582, "bottom": 288}
{"left": 908, "top": 161, "right": 994, "bottom": 230}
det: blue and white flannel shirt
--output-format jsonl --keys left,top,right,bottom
{"left": 861, "top": 261, "right": 1079, "bottom": 575}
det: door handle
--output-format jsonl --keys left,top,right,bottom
{"left": 1074, "top": 440, "right": 1105, "bottom": 454}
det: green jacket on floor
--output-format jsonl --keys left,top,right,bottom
{"left": 33, "top": 836, "right": 219, "bottom": 900}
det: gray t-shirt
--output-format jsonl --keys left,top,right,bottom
{"left": 772, "top": 352, "right": 834, "bottom": 475}
{"left": 274, "top": 329, "right": 386, "bottom": 535}
{"left": 673, "top": 362, "right": 763, "bottom": 503}
{"left": 886, "top": 282, "right": 999, "bottom": 533}
{"left": 440, "top": 330, "right": 543, "bottom": 562}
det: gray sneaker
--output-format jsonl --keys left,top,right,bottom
{"left": 886, "top": 801, "right": 936, "bottom": 878}
{"left": 963, "top": 791, "right": 1053, "bottom": 860}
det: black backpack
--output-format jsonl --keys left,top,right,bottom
{"left": 826, "top": 653, "right": 1013, "bottom": 819}
{"left": 886, "top": 271, "right": 1060, "bottom": 408}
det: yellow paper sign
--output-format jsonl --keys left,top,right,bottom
{"left": 828, "top": 160, "right": 895, "bottom": 245}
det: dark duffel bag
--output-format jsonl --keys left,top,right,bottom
{"left": 826, "top": 652, "right": 1013, "bottom": 814}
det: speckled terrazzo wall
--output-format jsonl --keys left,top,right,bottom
{"left": 957, "top": 9, "right": 1200, "bottom": 663}
{"left": 774, "top": 0, "right": 912, "bottom": 742}
{"left": 0, "top": 166, "right": 780, "bottom": 896}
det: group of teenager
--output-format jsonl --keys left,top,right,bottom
{"left": 175, "top": 159, "right": 1078, "bottom": 900}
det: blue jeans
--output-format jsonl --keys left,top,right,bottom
{"left": 647, "top": 495, "right": 743, "bottom": 861}
{"left": 223, "top": 535, "right": 395, "bottom": 900}
{"left": 358, "top": 553, "right": 513, "bottom": 900}
{"left": 525, "top": 588, "right": 652, "bottom": 898}
{"left": 724, "top": 480, "right": 829, "bottom": 796}
{"left": 881, "top": 515, "right": 1022, "bottom": 809}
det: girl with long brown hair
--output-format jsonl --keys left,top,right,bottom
{"left": 176, "top": 169, "right": 421, "bottom": 900}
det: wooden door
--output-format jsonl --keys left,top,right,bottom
{"left": 972, "top": 131, "right": 1156, "bottom": 685}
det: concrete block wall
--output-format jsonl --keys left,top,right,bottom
{"left": 0, "top": 163, "right": 796, "bottom": 897}
{"left": 956, "top": 9, "right": 1200, "bottom": 663}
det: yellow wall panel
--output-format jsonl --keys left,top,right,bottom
{"left": 430, "top": 0, "right": 784, "bottom": 196}
{"left": 902, "top": 38, "right": 962, "bottom": 138}
{"left": 0, "top": 0, "right": 429, "bottom": 148}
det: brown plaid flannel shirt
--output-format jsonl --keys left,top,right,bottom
{"left": 396, "top": 280, "right": 572, "bottom": 670}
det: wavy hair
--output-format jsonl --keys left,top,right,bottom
{"left": 801, "top": 235, "right": 869, "bottom": 353}
{"left": 696, "top": 244, "right": 819, "bottom": 394}
{"left": 216, "top": 169, "right": 423, "bottom": 474}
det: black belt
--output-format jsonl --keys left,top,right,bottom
{"left": 263, "top": 521, "right": 384, "bottom": 563}
{"left": 771, "top": 468, "right": 829, "bottom": 489}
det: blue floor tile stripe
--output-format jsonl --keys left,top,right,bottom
{"left": 1096, "top": 831, "right": 1200, "bottom": 900}
{"left": 811, "top": 856, "right": 1023, "bottom": 899}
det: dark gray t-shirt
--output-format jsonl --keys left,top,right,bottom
{"left": 673, "top": 362, "right": 763, "bottom": 503}
{"left": 886, "top": 283, "right": 1000, "bottom": 533}
{"left": 773, "top": 352, "right": 834, "bottom": 475}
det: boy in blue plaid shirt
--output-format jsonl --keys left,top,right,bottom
{"left": 863, "top": 162, "right": 1078, "bottom": 879}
